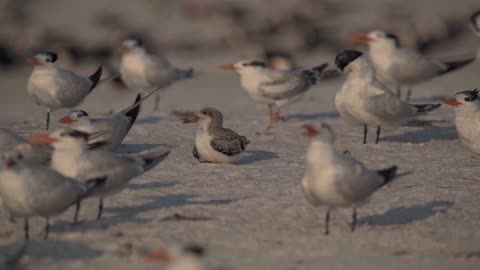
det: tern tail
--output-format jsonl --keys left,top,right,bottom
{"left": 137, "top": 147, "right": 171, "bottom": 171}
{"left": 377, "top": 166, "right": 398, "bottom": 187}
{"left": 412, "top": 103, "right": 441, "bottom": 115}
{"left": 440, "top": 58, "right": 475, "bottom": 75}
{"left": 125, "top": 94, "right": 141, "bottom": 130}
{"left": 301, "top": 63, "right": 328, "bottom": 85}
{"left": 176, "top": 67, "right": 194, "bottom": 80}
{"left": 88, "top": 66, "right": 103, "bottom": 91}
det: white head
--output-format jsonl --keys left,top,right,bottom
{"left": 444, "top": 89, "right": 480, "bottom": 113}
{"left": 302, "top": 123, "right": 335, "bottom": 144}
{"left": 119, "top": 39, "right": 144, "bottom": 53}
{"left": 145, "top": 244, "right": 205, "bottom": 270}
{"left": 58, "top": 110, "right": 89, "bottom": 124}
{"left": 28, "top": 128, "right": 91, "bottom": 151}
{"left": 27, "top": 52, "right": 58, "bottom": 66}
{"left": 220, "top": 60, "right": 267, "bottom": 75}
{"left": 350, "top": 30, "right": 400, "bottom": 50}
{"left": 183, "top": 107, "right": 224, "bottom": 129}
{"left": 0, "top": 151, "right": 25, "bottom": 170}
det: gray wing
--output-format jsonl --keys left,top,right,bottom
{"left": 258, "top": 70, "right": 310, "bottom": 100}
{"left": 145, "top": 53, "right": 177, "bottom": 87}
{"left": 210, "top": 129, "right": 249, "bottom": 156}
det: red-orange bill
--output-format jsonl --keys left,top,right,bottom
{"left": 27, "top": 58, "right": 40, "bottom": 65}
{"left": 144, "top": 250, "right": 173, "bottom": 262}
{"left": 443, "top": 99, "right": 462, "bottom": 107}
{"left": 28, "top": 134, "right": 59, "bottom": 145}
{"left": 58, "top": 116, "right": 76, "bottom": 124}
{"left": 302, "top": 124, "right": 320, "bottom": 137}
{"left": 219, "top": 64, "right": 237, "bottom": 71}
{"left": 350, "top": 32, "right": 373, "bottom": 44}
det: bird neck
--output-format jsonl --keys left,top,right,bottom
{"left": 307, "top": 139, "right": 337, "bottom": 165}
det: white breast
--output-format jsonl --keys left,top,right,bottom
{"left": 120, "top": 52, "right": 151, "bottom": 90}
{"left": 195, "top": 126, "right": 238, "bottom": 163}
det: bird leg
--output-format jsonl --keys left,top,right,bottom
{"left": 24, "top": 218, "right": 29, "bottom": 241}
{"left": 396, "top": 87, "right": 401, "bottom": 97}
{"left": 375, "top": 125, "right": 381, "bottom": 144}
{"left": 45, "top": 110, "right": 50, "bottom": 130}
{"left": 153, "top": 92, "right": 160, "bottom": 112}
{"left": 273, "top": 108, "right": 281, "bottom": 123}
{"left": 97, "top": 198, "right": 104, "bottom": 220}
{"left": 44, "top": 217, "right": 50, "bottom": 240}
{"left": 267, "top": 104, "right": 274, "bottom": 129}
{"left": 351, "top": 208, "right": 357, "bottom": 232}
{"left": 73, "top": 201, "right": 81, "bottom": 224}
{"left": 362, "top": 125, "right": 368, "bottom": 144}
{"left": 324, "top": 208, "right": 330, "bottom": 235}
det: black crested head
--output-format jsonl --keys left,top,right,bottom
{"left": 243, "top": 60, "right": 266, "bottom": 67}
{"left": 62, "top": 130, "right": 89, "bottom": 141}
{"left": 45, "top": 52, "right": 58, "bottom": 63}
{"left": 335, "top": 50, "right": 363, "bottom": 71}
{"left": 385, "top": 32, "right": 400, "bottom": 47}
{"left": 182, "top": 244, "right": 206, "bottom": 257}
{"left": 457, "top": 89, "right": 479, "bottom": 102}
{"left": 470, "top": 10, "right": 480, "bottom": 32}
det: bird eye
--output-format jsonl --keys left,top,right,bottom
{"left": 465, "top": 97, "right": 473, "bottom": 102}
{"left": 17, "top": 153, "right": 23, "bottom": 160}
{"left": 242, "top": 63, "right": 247, "bottom": 67}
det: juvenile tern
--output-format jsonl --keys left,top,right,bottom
{"left": 27, "top": 52, "right": 103, "bottom": 130}
{"left": 220, "top": 60, "right": 328, "bottom": 128}
{"left": 0, "top": 151, "right": 106, "bottom": 240}
{"left": 183, "top": 107, "right": 249, "bottom": 163}
{"left": 301, "top": 124, "right": 399, "bottom": 234}
{"left": 119, "top": 39, "right": 194, "bottom": 111}
{"left": 351, "top": 30, "right": 474, "bottom": 99}
{"left": 334, "top": 50, "right": 441, "bottom": 144}
{"left": 444, "top": 89, "right": 480, "bottom": 154}
{"left": 29, "top": 129, "right": 171, "bottom": 222}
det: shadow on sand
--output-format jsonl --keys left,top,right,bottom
{"left": 127, "top": 180, "right": 178, "bottom": 190}
{"left": 237, "top": 150, "right": 279, "bottom": 164}
{"left": 358, "top": 200, "right": 454, "bottom": 226}
{"left": 382, "top": 126, "right": 457, "bottom": 144}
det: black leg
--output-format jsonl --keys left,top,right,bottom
{"left": 45, "top": 110, "right": 50, "bottom": 130}
{"left": 153, "top": 93, "right": 160, "bottom": 112}
{"left": 44, "top": 217, "right": 50, "bottom": 240}
{"left": 324, "top": 209, "right": 330, "bottom": 235}
{"left": 375, "top": 125, "right": 381, "bottom": 144}
{"left": 24, "top": 218, "right": 29, "bottom": 241}
{"left": 73, "top": 201, "right": 81, "bottom": 223}
{"left": 97, "top": 198, "right": 103, "bottom": 220}
{"left": 396, "top": 87, "right": 401, "bottom": 97}
{"left": 362, "top": 125, "right": 368, "bottom": 144}
{"left": 351, "top": 208, "right": 357, "bottom": 232}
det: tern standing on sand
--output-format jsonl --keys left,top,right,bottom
{"left": 301, "top": 124, "right": 398, "bottom": 234}
{"left": 29, "top": 129, "right": 171, "bottom": 222}
{"left": 0, "top": 151, "right": 106, "bottom": 240}
{"left": 183, "top": 107, "right": 249, "bottom": 163}
{"left": 119, "top": 39, "right": 194, "bottom": 111}
{"left": 221, "top": 60, "right": 328, "bottom": 128}
{"left": 444, "top": 89, "right": 480, "bottom": 154}
{"left": 334, "top": 50, "right": 441, "bottom": 144}
{"left": 350, "top": 31, "right": 474, "bottom": 100}
{"left": 26, "top": 52, "right": 102, "bottom": 130}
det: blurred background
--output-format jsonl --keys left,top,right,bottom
{"left": 0, "top": 0, "right": 479, "bottom": 121}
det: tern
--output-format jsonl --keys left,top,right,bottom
{"left": 26, "top": 52, "right": 103, "bottom": 130}
{"left": 334, "top": 50, "right": 441, "bottom": 144}
{"left": 29, "top": 129, "right": 171, "bottom": 222}
{"left": 444, "top": 89, "right": 480, "bottom": 154}
{"left": 301, "top": 124, "right": 399, "bottom": 234}
{"left": 0, "top": 129, "right": 50, "bottom": 165}
{"left": 350, "top": 30, "right": 474, "bottom": 99}
{"left": 220, "top": 60, "right": 328, "bottom": 128}
{"left": 119, "top": 39, "right": 194, "bottom": 111}
{"left": 145, "top": 244, "right": 206, "bottom": 270}
{"left": 0, "top": 151, "right": 106, "bottom": 240}
{"left": 183, "top": 107, "right": 249, "bottom": 163}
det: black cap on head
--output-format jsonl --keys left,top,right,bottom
{"left": 457, "top": 89, "right": 479, "bottom": 102}
{"left": 62, "top": 130, "right": 89, "bottom": 141}
{"left": 46, "top": 52, "right": 58, "bottom": 63}
{"left": 335, "top": 50, "right": 363, "bottom": 71}
{"left": 182, "top": 244, "right": 206, "bottom": 257}
{"left": 385, "top": 32, "right": 400, "bottom": 46}
{"left": 470, "top": 10, "right": 480, "bottom": 32}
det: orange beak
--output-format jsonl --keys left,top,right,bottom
{"left": 302, "top": 124, "right": 320, "bottom": 138}
{"left": 27, "top": 58, "right": 41, "bottom": 65}
{"left": 443, "top": 99, "right": 463, "bottom": 107}
{"left": 118, "top": 45, "right": 130, "bottom": 54}
{"left": 58, "top": 116, "right": 77, "bottom": 124}
{"left": 350, "top": 32, "right": 373, "bottom": 44}
{"left": 28, "top": 134, "right": 59, "bottom": 145}
{"left": 144, "top": 250, "right": 173, "bottom": 262}
{"left": 220, "top": 64, "right": 237, "bottom": 71}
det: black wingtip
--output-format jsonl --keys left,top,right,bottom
{"left": 89, "top": 66, "right": 103, "bottom": 91}
{"left": 377, "top": 165, "right": 398, "bottom": 187}
{"left": 470, "top": 10, "right": 480, "bottom": 32}
{"left": 441, "top": 58, "right": 475, "bottom": 74}
{"left": 125, "top": 94, "right": 141, "bottom": 130}
{"left": 413, "top": 103, "right": 442, "bottom": 114}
